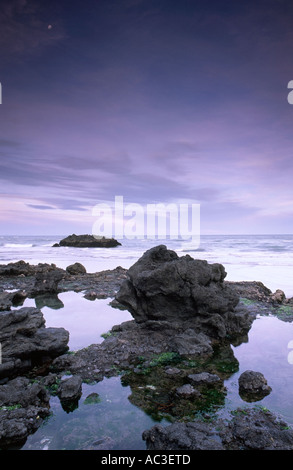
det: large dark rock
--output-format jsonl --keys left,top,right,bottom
{"left": 0, "top": 307, "right": 69, "bottom": 379}
{"left": 53, "top": 234, "right": 121, "bottom": 248}
{"left": 115, "top": 245, "right": 254, "bottom": 339}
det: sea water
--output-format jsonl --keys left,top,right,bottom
{"left": 1, "top": 234, "right": 293, "bottom": 449}
{"left": 1, "top": 234, "right": 293, "bottom": 296}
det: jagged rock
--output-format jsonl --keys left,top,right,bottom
{"left": 226, "top": 281, "right": 273, "bottom": 303}
{"left": 220, "top": 408, "right": 293, "bottom": 450}
{"left": 0, "top": 377, "right": 50, "bottom": 449}
{"left": 0, "top": 291, "right": 15, "bottom": 311}
{"left": 0, "top": 260, "right": 35, "bottom": 277}
{"left": 143, "top": 408, "right": 293, "bottom": 450}
{"left": 53, "top": 234, "right": 121, "bottom": 248}
{"left": 142, "top": 420, "right": 224, "bottom": 450}
{"left": 270, "top": 289, "right": 286, "bottom": 303}
{"left": 0, "top": 307, "right": 69, "bottom": 379}
{"left": 188, "top": 372, "right": 222, "bottom": 386}
{"left": 31, "top": 267, "right": 66, "bottom": 295}
{"left": 0, "top": 377, "right": 50, "bottom": 408}
{"left": 115, "top": 245, "right": 255, "bottom": 339}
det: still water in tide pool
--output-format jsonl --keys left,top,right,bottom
{"left": 19, "top": 292, "right": 293, "bottom": 450}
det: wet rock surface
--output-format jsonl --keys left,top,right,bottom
{"left": 0, "top": 377, "right": 50, "bottom": 449}
{"left": 238, "top": 370, "right": 272, "bottom": 402}
{"left": 143, "top": 408, "right": 293, "bottom": 450}
{"left": 57, "top": 375, "right": 83, "bottom": 413}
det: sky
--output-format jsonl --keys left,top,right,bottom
{"left": 1, "top": 0, "right": 293, "bottom": 236}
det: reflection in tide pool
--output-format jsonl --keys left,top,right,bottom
{"left": 20, "top": 294, "right": 293, "bottom": 450}
{"left": 22, "top": 377, "right": 168, "bottom": 450}
{"left": 23, "top": 292, "right": 132, "bottom": 351}
{"left": 224, "top": 315, "right": 293, "bottom": 427}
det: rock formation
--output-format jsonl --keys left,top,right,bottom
{"left": 238, "top": 370, "right": 272, "bottom": 401}
{"left": 115, "top": 245, "right": 255, "bottom": 340}
{"left": 53, "top": 234, "right": 121, "bottom": 248}
{"left": 0, "top": 307, "right": 69, "bottom": 379}
{"left": 0, "top": 377, "right": 50, "bottom": 448}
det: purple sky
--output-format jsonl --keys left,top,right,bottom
{"left": 1, "top": 0, "right": 293, "bottom": 235}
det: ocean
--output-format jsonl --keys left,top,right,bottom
{"left": 1, "top": 233, "right": 293, "bottom": 297}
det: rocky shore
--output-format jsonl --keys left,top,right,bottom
{"left": 1, "top": 245, "right": 293, "bottom": 449}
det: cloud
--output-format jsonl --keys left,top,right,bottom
{"left": 26, "top": 204, "right": 55, "bottom": 210}
{"left": 0, "top": 0, "right": 66, "bottom": 59}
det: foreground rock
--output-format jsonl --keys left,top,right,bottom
{"left": 0, "top": 377, "right": 50, "bottom": 448}
{"left": 116, "top": 245, "right": 255, "bottom": 340}
{"left": 53, "top": 234, "right": 121, "bottom": 248}
{"left": 0, "top": 307, "right": 69, "bottom": 379}
{"left": 143, "top": 408, "right": 293, "bottom": 450}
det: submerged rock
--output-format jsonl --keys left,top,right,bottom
{"left": 53, "top": 234, "right": 121, "bottom": 248}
